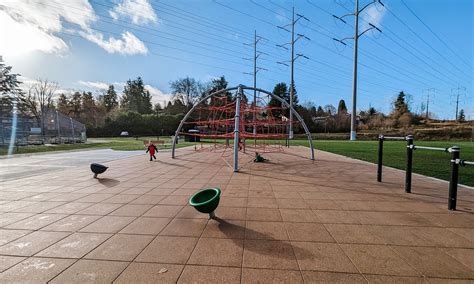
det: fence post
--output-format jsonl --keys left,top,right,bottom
{"left": 448, "top": 146, "right": 460, "bottom": 210}
{"left": 377, "top": 134, "right": 384, "bottom": 182}
{"left": 405, "top": 135, "right": 414, "bottom": 193}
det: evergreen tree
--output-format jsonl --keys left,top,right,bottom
{"left": 121, "top": 77, "right": 153, "bottom": 114}
{"left": 458, "top": 109, "right": 465, "bottom": 122}
{"left": 208, "top": 76, "right": 231, "bottom": 106}
{"left": 57, "top": 93, "right": 70, "bottom": 115}
{"left": 393, "top": 91, "right": 409, "bottom": 115}
{"left": 103, "top": 85, "right": 118, "bottom": 112}
{"left": 337, "top": 99, "right": 347, "bottom": 114}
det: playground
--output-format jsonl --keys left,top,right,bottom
{"left": 0, "top": 145, "right": 473, "bottom": 282}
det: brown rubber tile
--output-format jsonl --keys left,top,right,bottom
{"left": 5, "top": 213, "right": 67, "bottom": 230}
{"left": 159, "top": 218, "right": 207, "bottom": 237}
{"left": 41, "top": 215, "right": 101, "bottom": 232}
{"left": 79, "top": 216, "right": 136, "bottom": 233}
{"left": 0, "top": 257, "right": 75, "bottom": 283}
{"left": 50, "top": 259, "right": 128, "bottom": 283}
{"left": 391, "top": 246, "right": 474, "bottom": 278}
{"left": 324, "top": 224, "right": 386, "bottom": 245}
{"left": 292, "top": 242, "right": 358, "bottom": 273}
{"left": 202, "top": 219, "right": 245, "bottom": 239}
{"left": 85, "top": 234, "right": 153, "bottom": 261}
{"left": 0, "top": 229, "right": 31, "bottom": 246}
{"left": 285, "top": 222, "right": 335, "bottom": 242}
{"left": 119, "top": 217, "right": 171, "bottom": 235}
{"left": 115, "top": 262, "right": 184, "bottom": 283}
{"left": 279, "top": 209, "right": 320, "bottom": 222}
{"left": 188, "top": 238, "right": 243, "bottom": 267}
{"left": 143, "top": 205, "right": 184, "bottom": 218}
{"left": 109, "top": 204, "right": 154, "bottom": 217}
{"left": 242, "top": 268, "right": 303, "bottom": 283}
{"left": 76, "top": 202, "right": 123, "bottom": 215}
{"left": 136, "top": 236, "right": 198, "bottom": 264}
{"left": 301, "top": 271, "right": 366, "bottom": 283}
{"left": 177, "top": 265, "right": 241, "bottom": 284}
{"left": 0, "top": 231, "right": 69, "bottom": 256}
{"left": 36, "top": 232, "right": 111, "bottom": 258}
{"left": 243, "top": 239, "right": 299, "bottom": 270}
{"left": 340, "top": 244, "right": 420, "bottom": 276}
{"left": 246, "top": 208, "right": 282, "bottom": 222}
{"left": 0, "top": 255, "right": 26, "bottom": 273}
{"left": 245, "top": 221, "right": 289, "bottom": 240}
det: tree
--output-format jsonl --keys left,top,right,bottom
{"left": 268, "top": 82, "right": 288, "bottom": 117}
{"left": 207, "top": 76, "right": 231, "bottom": 106}
{"left": 70, "top": 91, "right": 82, "bottom": 118}
{"left": 18, "top": 79, "right": 58, "bottom": 135}
{"left": 103, "top": 85, "right": 118, "bottom": 112}
{"left": 393, "top": 91, "right": 409, "bottom": 115}
{"left": 337, "top": 99, "right": 347, "bottom": 114}
{"left": 458, "top": 109, "right": 465, "bottom": 122}
{"left": 324, "top": 104, "right": 336, "bottom": 116}
{"left": 57, "top": 93, "right": 71, "bottom": 115}
{"left": 170, "top": 77, "right": 204, "bottom": 107}
{"left": 0, "top": 59, "right": 23, "bottom": 115}
{"left": 121, "top": 77, "right": 153, "bottom": 114}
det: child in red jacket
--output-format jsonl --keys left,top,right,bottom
{"left": 146, "top": 141, "right": 158, "bottom": 161}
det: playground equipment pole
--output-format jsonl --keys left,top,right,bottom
{"left": 377, "top": 134, "right": 384, "bottom": 182}
{"left": 233, "top": 87, "right": 242, "bottom": 172}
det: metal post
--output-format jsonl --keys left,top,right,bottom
{"left": 289, "top": 6, "right": 294, "bottom": 140}
{"left": 70, "top": 117, "right": 75, "bottom": 144}
{"left": 56, "top": 110, "right": 60, "bottom": 143}
{"left": 405, "top": 135, "right": 414, "bottom": 193}
{"left": 377, "top": 134, "right": 384, "bottom": 182}
{"left": 233, "top": 87, "right": 242, "bottom": 172}
{"left": 253, "top": 30, "right": 257, "bottom": 139}
{"left": 350, "top": 0, "right": 359, "bottom": 141}
{"left": 448, "top": 146, "right": 460, "bottom": 210}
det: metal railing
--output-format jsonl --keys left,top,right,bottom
{"left": 377, "top": 134, "right": 469, "bottom": 211}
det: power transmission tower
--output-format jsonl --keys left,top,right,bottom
{"left": 243, "top": 30, "right": 268, "bottom": 137}
{"left": 276, "top": 7, "right": 310, "bottom": 139}
{"left": 422, "top": 88, "right": 436, "bottom": 119}
{"left": 333, "top": 0, "right": 383, "bottom": 141}
{"left": 451, "top": 86, "right": 466, "bottom": 121}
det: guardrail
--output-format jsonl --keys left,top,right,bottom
{"left": 377, "top": 134, "right": 469, "bottom": 211}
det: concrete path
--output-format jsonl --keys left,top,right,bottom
{"left": 0, "top": 146, "right": 472, "bottom": 283}
{"left": 0, "top": 149, "right": 143, "bottom": 181}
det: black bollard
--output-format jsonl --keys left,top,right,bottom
{"left": 377, "top": 134, "right": 384, "bottom": 182}
{"left": 448, "top": 146, "right": 460, "bottom": 210}
{"left": 405, "top": 135, "right": 414, "bottom": 193}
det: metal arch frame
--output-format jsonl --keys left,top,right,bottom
{"left": 171, "top": 85, "right": 315, "bottom": 164}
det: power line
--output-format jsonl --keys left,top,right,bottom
{"left": 400, "top": 0, "right": 472, "bottom": 70}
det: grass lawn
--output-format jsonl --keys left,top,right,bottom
{"left": 2, "top": 136, "right": 472, "bottom": 186}
{"left": 0, "top": 137, "right": 195, "bottom": 155}
{"left": 289, "top": 139, "right": 474, "bottom": 187}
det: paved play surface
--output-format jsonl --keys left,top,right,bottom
{"left": 0, "top": 146, "right": 472, "bottom": 283}
{"left": 0, "top": 149, "right": 142, "bottom": 181}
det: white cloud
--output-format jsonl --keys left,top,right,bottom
{"left": 78, "top": 80, "right": 110, "bottom": 90}
{"left": 145, "top": 84, "right": 172, "bottom": 106}
{"left": 80, "top": 31, "right": 147, "bottom": 55}
{"left": 0, "top": 0, "right": 148, "bottom": 56}
{"left": 362, "top": 4, "right": 385, "bottom": 36}
{"left": 109, "top": 0, "right": 158, "bottom": 25}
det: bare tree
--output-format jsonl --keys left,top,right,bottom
{"left": 18, "top": 79, "right": 58, "bottom": 136}
{"left": 170, "top": 77, "right": 205, "bottom": 107}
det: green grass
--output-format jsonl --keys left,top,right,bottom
{"left": 0, "top": 137, "right": 195, "bottom": 155}
{"left": 2, "top": 136, "right": 472, "bottom": 186}
{"left": 288, "top": 139, "right": 474, "bottom": 187}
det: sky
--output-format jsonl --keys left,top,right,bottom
{"left": 0, "top": 0, "right": 472, "bottom": 119}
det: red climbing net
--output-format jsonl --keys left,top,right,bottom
{"left": 179, "top": 89, "right": 302, "bottom": 163}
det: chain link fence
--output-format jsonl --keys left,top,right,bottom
{"left": 0, "top": 107, "right": 86, "bottom": 147}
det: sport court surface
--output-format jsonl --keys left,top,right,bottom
{"left": 0, "top": 146, "right": 472, "bottom": 283}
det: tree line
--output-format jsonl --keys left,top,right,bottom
{"left": 1, "top": 59, "right": 466, "bottom": 138}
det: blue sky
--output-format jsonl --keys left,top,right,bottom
{"left": 1, "top": 0, "right": 472, "bottom": 119}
